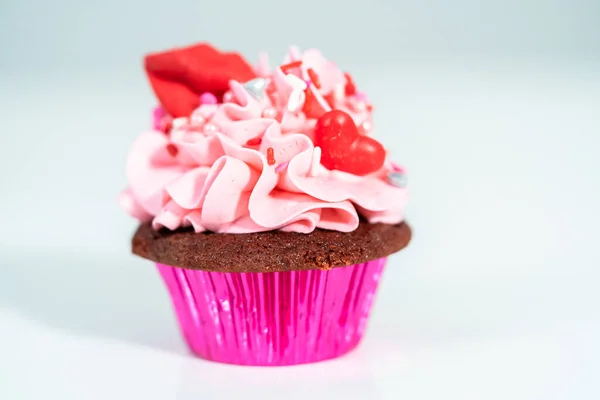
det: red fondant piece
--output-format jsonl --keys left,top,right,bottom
{"left": 314, "top": 110, "right": 385, "bottom": 175}
{"left": 145, "top": 43, "right": 256, "bottom": 118}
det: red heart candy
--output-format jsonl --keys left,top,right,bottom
{"left": 314, "top": 110, "right": 386, "bottom": 176}
{"left": 144, "top": 43, "right": 256, "bottom": 118}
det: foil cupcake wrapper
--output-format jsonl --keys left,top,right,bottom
{"left": 157, "top": 258, "right": 386, "bottom": 366}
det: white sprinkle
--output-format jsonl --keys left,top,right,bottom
{"left": 387, "top": 171, "right": 407, "bottom": 187}
{"left": 333, "top": 83, "right": 345, "bottom": 103}
{"left": 309, "top": 147, "right": 322, "bottom": 177}
{"left": 287, "top": 89, "right": 305, "bottom": 112}
{"left": 285, "top": 74, "right": 308, "bottom": 91}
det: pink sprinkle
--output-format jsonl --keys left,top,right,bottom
{"left": 152, "top": 106, "right": 167, "bottom": 130}
{"left": 275, "top": 161, "right": 289, "bottom": 173}
{"left": 355, "top": 92, "right": 367, "bottom": 101}
{"left": 200, "top": 92, "right": 218, "bottom": 105}
{"left": 153, "top": 106, "right": 166, "bottom": 120}
{"left": 391, "top": 161, "right": 403, "bottom": 172}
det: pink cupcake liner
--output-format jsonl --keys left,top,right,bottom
{"left": 157, "top": 258, "right": 387, "bottom": 366}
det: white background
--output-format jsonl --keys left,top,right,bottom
{"left": 1, "top": 0, "right": 599, "bottom": 399}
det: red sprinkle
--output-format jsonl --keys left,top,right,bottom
{"left": 160, "top": 118, "right": 173, "bottom": 134}
{"left": 280, "top": 60, "right": 302, "bottom": 72}
{"left": 366, "top": 104, "right": 374, "bottom": 112}
{"left": 344, "top": 72, "right": 357, "bottom": 95}
{"left": 166, "top": 143, "right": 178, "bottom": 157}
{"left": 303, "top": 89, "right": 315, "bottom": 115}
{"left": 307, "top": 68, "right": 321, "bottom": 89}
{"left": 323, "top": 93, "right": 336, "bottom": 108}
{"left": 266, "top": 147, "right": 276, "bottom": 166}
{"left": 246, "top": 137, "right": 262, "bottom": 146}
{"left": 303, "top": 89, "right": 322, "bottom": 118}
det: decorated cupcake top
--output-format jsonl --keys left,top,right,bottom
{"left": 120, "top": 43, "right": 408, "bottom": 234}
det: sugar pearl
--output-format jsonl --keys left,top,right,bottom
{"left": 361, "top": 121, "right": 372, "bottom": 134}
{"left": 351, "top": 102, "right": 367, "bottom": 112}
{"left": 223, "top": 91, "right": 234, "bottom": 103}
{"left": 262, "top": 107, "right": 278, "bottom": 119}
{"left": 203, "top": 123, "right": 218, "bottom": 135}
{"left": 190, "top": 113, "right": 205, "bottom": 126}
{"left": 200, "top": 92, "right": 218, "bottom": 105}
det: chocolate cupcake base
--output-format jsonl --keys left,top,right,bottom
{"left": 133, "top": 221, "right": 411, "bottom": 273}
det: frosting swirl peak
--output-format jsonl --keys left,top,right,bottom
{"left": 120, "top": 46, "right": 408, "bottom": 234}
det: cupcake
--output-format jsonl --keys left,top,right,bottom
{"left": 120, "top": 43, "right": 411, "bottom": 366}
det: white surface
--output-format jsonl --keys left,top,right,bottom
{"left": 1, "top": 60, "right": 600, "bottom": 399}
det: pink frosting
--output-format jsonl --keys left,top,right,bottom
{"left": 120, "top": 48, "right": 408, "bottom": 233}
